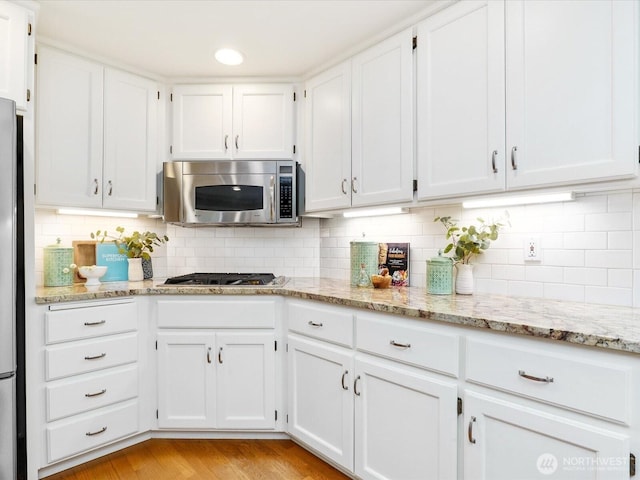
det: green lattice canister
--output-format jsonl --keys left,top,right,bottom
{"left": 350, "top": 241, "right": 379, "bottom": 287}
{"left": 43, "top": 238, "right": 74, "bottom": 287}
{"left": 427, "top": 251, "right": 453, "bottom": 295}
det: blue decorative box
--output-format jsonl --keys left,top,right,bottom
{"left": 95, "top": 243, "right": 128, "bottom": 282}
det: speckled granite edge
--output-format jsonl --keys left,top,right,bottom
{"left": 35, "top": 278, "right": 640, "bottom": 355}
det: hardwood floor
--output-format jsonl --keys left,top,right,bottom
{"left": 44, "top": 439, "right": 351, "bottom": 480}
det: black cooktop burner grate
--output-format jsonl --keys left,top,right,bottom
{"left": 164, "top": 272, "right": 277, "bottom": 286}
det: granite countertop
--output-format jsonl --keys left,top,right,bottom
{"left": 35, "top": 278, "right": 640, "bottom": 355}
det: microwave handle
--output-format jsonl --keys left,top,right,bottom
{"left": 269, "top": 175, "right": 275, "bottom": 222}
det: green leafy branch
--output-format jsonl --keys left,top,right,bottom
{"left": 434, "top": 215, "right": 507, "bottom": 264}
{"left": 90, "top": 226, "right": 169, "bottom": 260}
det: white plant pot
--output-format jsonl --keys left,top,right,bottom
{"left": 455, "top": 263, "right": 474, "bottom": 295}
{"left": 127, "top": 258, "right": 144, "bottom": 282}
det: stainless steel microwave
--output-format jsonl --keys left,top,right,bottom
{"left": 162, "top": 160, "right": 303, "bottom": 226}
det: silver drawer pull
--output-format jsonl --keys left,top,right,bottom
{"left": 84, "top": 320, "right": 106, "bottom": 326}
{"left": 308, "top": 321, "right": 323, "bottom": 328}
{"left": 518, "top": 370, "right": 554, "bottom": 383}
{"left": 85, "top": 389, "right": 107, "bottom": 398}
{"left": 86, "top": 426, "right": 107, "bottom": 436}
{"left": 390, "top": 340, "right": 411, "bottom": 349}
{"left": 84, "top": 353, "right": 106, "bottom": 361}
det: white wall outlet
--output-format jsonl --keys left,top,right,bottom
{"left": 524, "top": 237, "right": 541, "bottom": 262}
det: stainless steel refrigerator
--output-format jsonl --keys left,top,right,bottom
{"left": 0, "top": 96, "right": 19, "bottom": 480}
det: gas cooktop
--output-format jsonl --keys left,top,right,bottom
{"left": 163, "top": 273, "right": 285, "bottom": 287}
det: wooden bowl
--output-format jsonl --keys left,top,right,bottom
{"left": 371, "top": 274, "right": 392, "bottom": 289}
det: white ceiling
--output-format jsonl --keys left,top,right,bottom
{"left": 36, "top": 0, "right": 435, "bottom": 80}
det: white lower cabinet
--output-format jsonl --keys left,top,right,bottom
{"left": 155, "top": 297, "right": 279, "bottom": 431}
{"left": 463, "top": 391, "right": 630, "bottom": 480}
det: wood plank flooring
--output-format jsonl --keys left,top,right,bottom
{"left": 44, "top": 439, "right": 351, "bottom": 480}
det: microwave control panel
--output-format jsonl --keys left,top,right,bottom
{"left": 279, "top": 175, "right": 293, "bottom": 219}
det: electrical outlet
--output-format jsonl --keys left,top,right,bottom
{"left": 524, "top": 237, "right": 541, "bottom": 262}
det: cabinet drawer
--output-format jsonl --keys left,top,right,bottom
{"left": 466, "top": 337, "right": 631, "bottom": 423}
{"left": 45, "top": 333, "right": 138, "bottom": 381}
{"left": 45, "top": 301, "right": 137, "bottom": 344}
{"left": 157, "top": 299, "right": 276, "bottom": 328}
{"left": 46, "top": 400, "right": 138, "bottom": 463}
{"left": 356, "top": 313, "right": 459, "bottom": 376}
{"left": 46, "top": 366, "right": 138, "bottom": 422}
{"left": 288, "top": 300, "right": 354, "bottom": 347}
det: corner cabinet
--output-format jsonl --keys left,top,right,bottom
{"left": 0, "top": 0, "right": 33, "bottom": 111}
{"left": 170, "top": 83, "right": 294, "bottom": 160}
{"left": 417, "top": 0, "right": 638, "bottom": 201}
{"left": 304, "top": 28, "right": 414, "bottom": 212}
{"left": 155, "top": 297, "right": 280, "bottom": 431}
{"left": 36, "top": 46, "right": 159, "bottom": 211}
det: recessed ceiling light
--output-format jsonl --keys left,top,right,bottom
{"left": 214, "top": 48, "right": 244, "bottom": 66}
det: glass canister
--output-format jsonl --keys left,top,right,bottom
{"left": 426, "top": 251, "right": 453, "bottom": 295}
{"left": 350, "top": 241, "right": 379, "bottom": 287}
{"left": 43, "top": 238, "right": 75, "bottom": 287}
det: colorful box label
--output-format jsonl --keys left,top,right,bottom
{"left": 95, "top": 243, "right": 128, "bottom": 282}
{"left": 378, "top": 243, "right": 409, "bottom": 286}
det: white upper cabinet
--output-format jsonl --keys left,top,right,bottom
{"left": 36, "top": 46, "right": 159, "bottom": 211}
{"left": 0, "top": 0, "right": 31, "bottom": 111}
{"left": 351, "top": 28, "right": 414, "bottom": 207}
{"left": 304, "top": 28, "right": 414, "bottom": 213}
{"left": 36, "top": 46, "right": 104, "bottom": 208}
{"left": 417, "top": 0, "right": 506, "bottom": 200}
{"left": 171, "top": 83, "right": 294, "bottom": 160}
{"left": 303, "top": 61, "right": 352, "bottom": 212}
{"left": 103, "top": 69, "right": 158, "bottom": 211}
{"left": 505, "top": 0, "right": 637, "bottom": 189}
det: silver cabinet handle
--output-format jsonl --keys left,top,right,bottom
{"left": 354, "top": 375, "right": 361, "bottom": 396}
{"left": 491, "top": 150, "right": 498, "bottom": 173}
{"left": 341, "top": 179, "right": 348, "bottom": 195}
{"left": 235, "top": 135, "right": 239, "bottom": 150}
{"left": 207, "top": 347, "right": 212, "bottom": 364}
{"left": 85, "top": 389, "right": 106, "bottom": 398}
{"left": 218, "top": 347, "right": 223, "bottom": 364}
{"left": 390, "top": 340, "right": 411, "bottom": 349}
{"left": 86, "top": 426, "right": 107, "bottom": 437}
{"left": 351, "top": 177, "right": 358, "bottom": 193}
{"left": 84, "top": 353, "right": 106, "bottom": 360}
{"left": 468, "top": 416, "right": 476, "bottom": 444}
{"left": 84, "top": 319, "right": 106, "bottom": 326}
{"left": 341, "top": 370, "right": 349, "bottom": 391}
{"left": 224, "top": 134, "right": 229, "bottom": 151}
{"left": 511, "top": 146, "right": 518, "bottom": 170}
{"left": 93, "top": 178, "right": 99, "bottom": 195}
{"left": 107, "top": 180, "right": 113, "bottom": 196}
{"left": 518, "top": 370, "right": 554, "bottom": 383}
{"left": 308, "top": 321, "right": 323, "bottom": 328}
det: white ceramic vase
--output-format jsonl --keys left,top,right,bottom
{"left": 455, "top": 263, "right": 474, "bottom": 295}
{"left": 127, "top": 257, "right": 144, "bottom": 282}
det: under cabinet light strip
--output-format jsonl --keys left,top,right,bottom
{"left": 462, "top": 192, "right": 574, "bottom": 209}
{"left": 57, "top": 208, "right": 139, "bottom": 219}
{"left": 343, "top": 207, "right": 408, "bottom": 218}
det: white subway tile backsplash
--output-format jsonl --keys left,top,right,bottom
{"left": 563, "top": 267, "right": 607, "bottom": 286}
{"left": 585, "top": 212, "right": 632, "bottom": 232}
{"left": 563, "top": 232, "right": 607, "bottom": 250}
{"left": 508, "top": 281, "right": 544, "bottom": 298}
{"left": 585, "top": 250, "right": 632, "bottom": 269}
{"left": 608, "top": 231, "right": 632, "bottom": 250}
{"left": 584, "top": 286, "right": 632, "bottom": 307}
{"left": 608, "top": 269, "right": 633, "bottom": 288}
{"left": 543, "top": 283, "right": 585, "bottom": 303}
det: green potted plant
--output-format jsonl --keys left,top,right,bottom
{"left": 434, "top": 215, "right": 506, "bottom": 294}
{"left": 91, "top": 226, "right": 169, "bottom": 281}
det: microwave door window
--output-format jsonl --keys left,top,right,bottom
{"left": 195, "top": 185, "right": 264, "bottom": 211}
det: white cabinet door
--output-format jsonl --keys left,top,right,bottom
{"left": 0, "top": 0, "right": 29, "bottom": 110}
{"left": 288, "top": 334, "right": 354, "bottom": 471}
{"left": 417, "top": 0, "right": 505, "bottom": 200}
{"left": 303, "top": 61, "right": 352, "bottom": 212}
{"left": 171, "top": 84, "right": 233, "bottom": 159}
{"left": 352, "top": 28, "right": 414, "bottom": 207}
{"left": 216, "top": 332, "right": 276, "bottom": 430}
{"left": 354, "top": 357, "right": 458, "bottom": 480}
{"left": 464, "top": 391, "right": 630, "bottom": 480}
{"left": 36, "top": 46, "right": 104, "bottom": 208}
{"left": 232, "top": 84, "right": 294, "bottom": 159}
{"left": 103, "top": 68, "right": 158, "bottom": 211}
{"left": 505, "top": 0, "right": 637, "bottom": 189}
{"left": 157, "top": 332, "right": 216, "bottom": 429}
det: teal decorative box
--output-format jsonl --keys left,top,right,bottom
{"left": 96, "top": 243, "right": 128, "bottom": 282}
{"left": 350, "top": 241, "right": 379, "bottom": 287}
{"left": 43, "top": 239, "right": 74, "bottom": 286}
